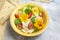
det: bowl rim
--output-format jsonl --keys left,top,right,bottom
{"left": 10, "top": 2, "right": 49, "bottom": 37}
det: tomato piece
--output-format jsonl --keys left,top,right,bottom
{"left": 28, "top": 12, "right": 32, "bottom": 19}
{"left": 15, "top": 14, "right": 19, "bottom": 18}
{"left": 28, "top": 22, "right": 33, "bottom": 29}
{"left": 18, "top": 23, "right": 22, "bottom": 29}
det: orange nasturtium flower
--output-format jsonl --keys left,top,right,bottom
{"left": 34, "top": 19, "right": 43, "bottom": 29}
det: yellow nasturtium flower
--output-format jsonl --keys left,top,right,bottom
{"left": 19, "top": 13, "right": 28, "bottom": 22}
{"left": 32, "top": 7, "right": 39, "bottom": 15}
{"left": 34, "top": 19, "right": 43, "bottom": 29}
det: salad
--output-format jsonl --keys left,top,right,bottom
{"left": 14, "top": 4, "right": 46, "bottom": 33}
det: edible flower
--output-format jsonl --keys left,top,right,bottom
{"left": 32, "top": 7, "right": 39, "bottom": 15}
{"left": 19, "top": 13, "right": 28, "bottom": 22}
{"left": 34, "top": 19, "right": 43, "bottom": 29}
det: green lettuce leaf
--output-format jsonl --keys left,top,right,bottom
{"left": 31, "top": 16, "right": 36, "bottom": 23}
{"left": 14, "top": 18, "right": 21, "bottom": 25}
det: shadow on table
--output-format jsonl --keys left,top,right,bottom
{"left": 5, "top": 19, "right": 43, "bottom": 40}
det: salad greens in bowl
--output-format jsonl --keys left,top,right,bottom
{"left": 10, "top": 2, "right": 49, "bottom": 37}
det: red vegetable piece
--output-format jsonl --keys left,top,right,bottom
{"left": 28, "top": 22, "right": 33, "bottom": 29}
{"left": 28, "top": 12, "right": 32, "bottom": 19}
{"left": 18, "top": 24, "right": 22, "bottom": 29}
{"left": 15, "top": 14, "right": 19, "bottom": 18}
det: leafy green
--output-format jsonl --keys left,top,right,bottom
{"left": 14, "top": 18, "right": 21, "bottom": 25}
{"left": 31, "top": 16, "right": 36, "bottom": 24}
{"left": 24, "top": 8, "right": 31, "bottom": 14}
{"left": 24, "top": 5, "right": 34, "bottom": 14}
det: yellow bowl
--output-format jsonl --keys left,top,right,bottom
{"left": 10, "top": 3, "right": 49, "bottom": 37}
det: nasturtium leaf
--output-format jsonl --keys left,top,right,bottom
{"left": 24, "top": 8, "right": 31, "bottom": 14}
{"left": 14, "top": 18, "right": 21, "bottom": 25}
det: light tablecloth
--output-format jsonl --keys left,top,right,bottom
{"left": 5, "top": 0, "right": 60, "bottom": 40}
